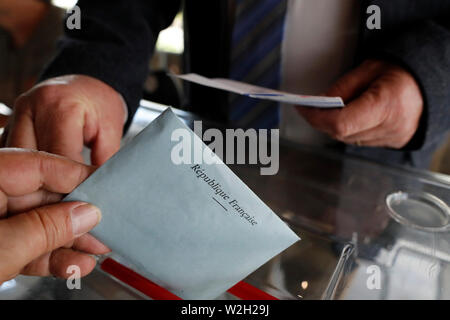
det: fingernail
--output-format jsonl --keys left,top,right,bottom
{"left": 71, "top": 203, "right": 102, "bottom": 236}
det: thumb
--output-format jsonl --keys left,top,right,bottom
{"left": 0, "top": 202, "right": 101, "bottom": 280}
{"left": 326, "top": 60, "right": 386, "bottom": 102}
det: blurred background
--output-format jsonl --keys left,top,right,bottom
{"left": 0, "top": 0, "right": 448, "bottom": 174}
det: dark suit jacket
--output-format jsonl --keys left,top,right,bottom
{"left": 41, "top": 0, "right": 450, "bottom": 169}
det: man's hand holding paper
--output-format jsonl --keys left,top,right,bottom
{"left": 0, "top": 149, "right": 108, "bottom": 284}
{"left": 297, "top": 60, "right": 424, "bottom": 149}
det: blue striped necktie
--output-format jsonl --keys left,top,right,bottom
{"left": 229, "top": 0, "right": 288, "bottom": 129}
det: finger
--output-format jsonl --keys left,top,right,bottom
{"left": 49, "top": 248, "right": 97, "bottom": 278}
{"left": 326, "top": 60, "right": 387, "bottom": 102}
{"left": 62, "top": 233, "right": 110, "bottom": 255}
{"left": 339, "top": 122, "right": 393, "bottom": 144}
{"left": 296, "top": 106, "right": 340, "bottom": 135}
{"left": 5, "top": 109, "right": 37, "bottom": 150}
{"left": 340, "top": 121, "right": 401, "bottom": 148}
{"left": 348, "top": 135, "right": 406, "bottom": 149}
{"left": 0, "top": 202, "right": 101, "bottom": 281}
{"left": 21, "top": 249, "right": 97, "bottom": 279}
{"left": 349, "top": 138, "right": 393, "bottom": 148}
{"left": 298, "top": 86, "right": 390, "bottom": 139}
{"left": 7, "top": 190, "right": 62, "bottom": 215}
{"left": 90, "top": 122, "right": 122, "bottom": 166}
{"left": 72, "top": 233, "right": 110, "bottom": 254}
{"left": 34, "top": 103, "right": 85, "bottom": 163}
{"left": 334, "top": 88, "right": 390, "bottom": 137}
{"left": 20, "top": 252, "right": 51, "bottom": 277}
{"left": 0, "top": 149, "right": 95, "bottom": 197}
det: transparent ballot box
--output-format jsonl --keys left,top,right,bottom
{"left": 1, "top": 102, "right": 449, "bottom": 300}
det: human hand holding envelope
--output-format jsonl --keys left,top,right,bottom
{"left": 65, "top": 108, "right": 300, "bottom": 299}
{"left": 172, "top": 73, "right": 344, "bottom": 108}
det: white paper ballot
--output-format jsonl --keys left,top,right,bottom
{"left": 65, "top": 108, "right": 300, "bottom": 299}
{"left": 172, "top": 73, "right": 344, "bottom": 108}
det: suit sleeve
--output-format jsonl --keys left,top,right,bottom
{"left": 368, "top": 17, "right": 450, "bottom": 151}
{"left": 40, "top": 0, "right": 181, "bottom": 129}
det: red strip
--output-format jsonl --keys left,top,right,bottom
{"left": 100, "top": 258, "right": 278, "bottom": 300}
{"left": 100, "top": 258, "right": 182, "bottom": 300}
{"left": 228, "top": 281, "right": 278, "bottom": 300}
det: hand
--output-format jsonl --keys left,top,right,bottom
{"left": 4, "top": 75, "right": 126, "bottom": 165}
{"left": 0, "top": 149, "right": 109, "bottom": 284}
{"left": 297, "top": 60, "right": 424, "bottom": 148}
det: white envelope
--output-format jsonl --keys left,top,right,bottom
{"left": 172, "top": 73, "right": 344, "bottom": 108}
{"left": 65, "top": 108, "right": 300, "bottom": 299}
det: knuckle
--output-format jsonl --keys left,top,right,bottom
{"left": 367, "top": 83, "right": 391, "bottom": 108}
{"left": 331, "top": 118, "right": 351, "bottom": 138}
{"left": 29, "top": 207, "right": 69, "bottom": 252}
{"left": 14, "top": 85, "right": 62, "bottom": 113}
{"left": 32, "top": 84, "right": 60, "bottom": 102}
{"left": 363, "top": 87, "right": 392, "bottom": 121}
{"left": 21, "top": 85, "right": 82, "bottom": 115}
{"left": 53, "top": 101, "right": 86, "bottom": 121}
{"left": 364, "top": 88, "right": 382, "bottom": 106}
